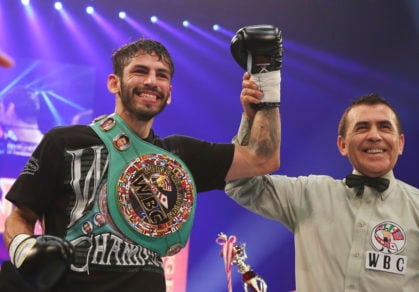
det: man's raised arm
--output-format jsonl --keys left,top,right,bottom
{"left": 226, "top": 25, "right": 283, "bottom": 181}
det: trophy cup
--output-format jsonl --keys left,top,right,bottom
{"left": 216, "top": 233, "right": 267, "bottom": 292}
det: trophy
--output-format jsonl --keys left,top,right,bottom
{"left": 216, "top": 233, "right": 267, "bottom": 292}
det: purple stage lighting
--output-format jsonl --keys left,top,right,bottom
{"left": 150, "top": 16, "right": 158, "bottom": 23}
{"left": 54, "top": 2, "right": 63, "bottom": 11}
{"left": 118, "top": 11, "right": 126, "bottom": 19}
{"left": 86, "top": 6, "right": 94, "bottom": 15}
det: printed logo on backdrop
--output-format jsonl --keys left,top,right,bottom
{"left": 366, "top": 221, "right": 407, "bottom": 275}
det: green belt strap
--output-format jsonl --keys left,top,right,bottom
{"left": 89, "top": 113, "right": 197, "bottom": 256}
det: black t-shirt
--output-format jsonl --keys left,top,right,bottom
{"left": 4, "top": 125, "right": 234, "bottom": 291}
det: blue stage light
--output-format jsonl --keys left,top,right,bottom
{"left": 86, "top": 6, "right": 94, "bottom": 15}
{"left": 54, "top": 2, "right": 63, "bottom": 11}
{"left": 119, "top": 11, "right": 126, "bottom": 19}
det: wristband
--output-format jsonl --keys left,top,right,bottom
{"left": 250, "top": 70, "right": 281, "bottom": 104}
{"left": 252, "top": 102, "right": 280, "bottom": 109}
{"left": 9, "top": 234, "right": 34, "bottom": 267}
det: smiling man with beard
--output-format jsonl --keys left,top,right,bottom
{"left": 0, "top": 32, "right": 283, "bottom": 292}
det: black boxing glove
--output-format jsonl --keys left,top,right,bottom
{"left": 231, "top": 25, "right": 283, "bottom": 106}
{"left": 9, "top": 234, "right": 74, "bottom": 291}
{"left": 231, "top": 24, "right": 283, "bottom": 74}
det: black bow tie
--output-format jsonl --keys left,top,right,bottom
{"left": 345, "top": 174, "right": 390, "bottom": 193}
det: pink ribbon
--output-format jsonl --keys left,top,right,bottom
{"left": 216, "top": 233, "right": 237, "bottom": 292}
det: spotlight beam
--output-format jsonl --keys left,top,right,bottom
{"left": 0, "top": 61, "right": 40, "bottom": 95}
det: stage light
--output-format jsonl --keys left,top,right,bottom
{"left": 86, "top": 6, "right": 94, "bottom": 15}
{"left": 150, "top": 16, "right": 158, "bottom": 23}
{"left": 118, "top": 11, "right": 126, "bottom": 19}
{"left": 21, "top": 0, "right": 30, "bottom": 5}
{"left": 54, "top": 2, "right": 63, "bottom": 11}
{"left": 182, "top": 20, "right": 189, "bottom": 28}
{"left": 212, "top": 24, "right": 220, "bottom": 31}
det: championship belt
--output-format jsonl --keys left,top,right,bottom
{"left": 87, "top": 113, "right": 197, "bottom": 256}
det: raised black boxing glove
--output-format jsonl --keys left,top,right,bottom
{"left": 231, "top": 24, "right": 283, "bottom": 74}
{"left": 9, "top": 234, "right": 74, "bottom": 291}
{"left": 231, "top": 25, "right": 283, "bottom": 106}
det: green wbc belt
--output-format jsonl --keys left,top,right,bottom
{"left": 90, "top": 113, "right": 196, "bottom": 256}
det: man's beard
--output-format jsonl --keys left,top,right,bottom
{"left": 120, "top": 82, "right": 169, "bottom": 121}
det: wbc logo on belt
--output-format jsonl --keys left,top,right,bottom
{"left": 91, "top": 114, "right": 197, "bottom": 256}
{"left": 117, "top": 153, "right": 194, "bottom": 238}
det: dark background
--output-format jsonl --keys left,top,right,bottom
{"left": 1, "top": 1, "right": 418, "bottom": 291}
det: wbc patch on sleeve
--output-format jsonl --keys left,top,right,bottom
{"left": 366, "top": 221, "right": 407, "bottom": 275}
